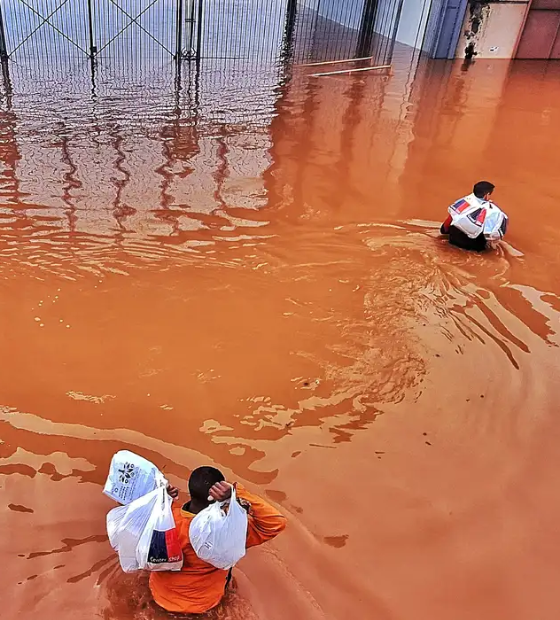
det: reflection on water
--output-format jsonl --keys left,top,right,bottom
{"left": 1, "top": 48, "right": 560, "bottom": 620}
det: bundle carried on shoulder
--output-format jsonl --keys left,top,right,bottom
{"left": 104, "top": 451, "right": 183, "bottom": 573}
{"left": 448, "top": 193, "right": 508, "bottom": 241}
{"left": 103, "top": 450, "right": 166, "bottom": 504}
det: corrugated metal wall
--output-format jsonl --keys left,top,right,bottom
{"left": 516, "top": 0, "right": 560, "bottom": 59}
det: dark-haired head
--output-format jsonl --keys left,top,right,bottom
{"left": 473, "top": 181, "right": 495, "bottom": 200}
{"left": 188, "top": 466, "right": 225, "bottom": 503}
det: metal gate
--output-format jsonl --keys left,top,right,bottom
{"left": 0, "top": 0, "right": 404, "bottom": 67}
{"left": 0, "top": 0, "right": 182, "bottom": 61}
{"left": 0, "top": 0, "right": 91, "bottom": 59}
{"left": 0, "top": 0, "right": 292, "bottom": 63}
{"left": 92, "top": 0, "right": 178, "bottom": 59}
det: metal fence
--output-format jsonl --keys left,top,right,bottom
{"left": 0, "top": 0, "right": 407, "bottom": 255}
{"left": 1, "top": 0, "right": 182, "bottom": 62}
{"left": 0, "top": 0, "right": 406, "bottom": 136}
{"left": 0, "top": 0, "right": 405, "bottom": 67}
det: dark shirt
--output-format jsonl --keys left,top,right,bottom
{"left": 448, "top": 225, "right": 487, "bottom": 252}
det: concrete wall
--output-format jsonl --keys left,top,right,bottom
{"left": 455, "top": 2, "right": 529, "bottom": 59}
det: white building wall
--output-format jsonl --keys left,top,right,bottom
{"left": 395, "top": 0, "right": 433, "bottom": 49}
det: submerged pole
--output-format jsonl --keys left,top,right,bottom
{"left": 0, "top": 2, "right": 11, "bottom": 108}
{"left": 176, "top": 0, "right": 184, "bottom": 59}
{"left": 87, "top": 0, "right": 96, "bottom": 58}
{"left": 386, "top": 0, "right": 405, "bottom": 64}
{"left": 196, "top": 0, "right": 203, "bottom": 64}
{"left": 0, "top": 2, "right": 9, "bottom": 61}
{"left": 356, "top": 0, "right": 379, "bottom": 59}
{"left": 187, "top": 0, "right": 196, "bottom": 57}
{"left": 281, "top": 0, "right": 297, "bottom": 64}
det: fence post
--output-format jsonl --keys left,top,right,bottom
{"left": 286, "top": 0, "right": 297, "bottom": 21}
{"left": 356, "top": 0, "right": 379, "bottom": 58}
{"left": 0, "top": 2, "right": 9, "bottom": 61}
{"left": 0, "top": 0, "right": 10, "bottom": 106}
{"left": 386, "top": 0, "right": 405, "bottom": 64}
{"left": 186, "top": 0, "right": 196, "bottom": 57}
{"left": 87, "top": 0, "right": 96, "bottom": 58}
{"left": 196, "top": 0, "right": 203, "bottom": 64}
{"left": 176, "top": 0, "right": 184, "bottom": 59}
{"left": 282, "top": 0, "right": 297, "bottom": 63}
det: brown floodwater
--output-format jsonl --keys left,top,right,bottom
{"left": 2, "top": 54, "right": 560, "bottom": 620}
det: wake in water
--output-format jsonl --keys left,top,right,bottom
{"left": 101, "top": 570, "right": 259, "bottom": 620}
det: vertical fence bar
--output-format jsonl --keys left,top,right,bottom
{"left": 0, "top": 2, "right": 11, "bottom": 109}
{"left": 282, "top": 0, "right": 297, "bottom": 63}
{"left": 356, "top": 0, "right": 379, "bottom": 58}
{"left": 386, "top": 0, "right": 405, "bottom": 64}
{"left": 87, "top": 0, "right": 96, "bottom": 57}
{"left": 383, "top": 0, "right": 404, "bottom": 65}
{"left": 196, "top": 0, "right": 203, "bottom": 62}
{"left": 0, "top": 0, "right": 10, "bottom": 106}
{"left": 176, "top": 0, "right": 184, "bottom": 58}
{"left": 186, "top": 0, "right": 196, "bottom": 57}
{"left": 0, "top": 2, "right": 9, "bottom": 60}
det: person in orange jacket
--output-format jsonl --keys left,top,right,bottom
{"left": 149, "top": 466, "right": 287, "bottom": 615}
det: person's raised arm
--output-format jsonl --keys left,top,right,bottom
{"left": 208, "top": 481, "right": 287, "bottom": 547}
{"left": 237, "top": 484, "right": 287, "bottom": 547}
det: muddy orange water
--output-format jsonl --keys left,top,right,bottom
{"left": 2, "top": 56, "right": 560, "bottom": 620}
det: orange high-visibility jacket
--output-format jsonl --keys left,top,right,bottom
{"left": 149, "top": 485, "right": 287, "bottom": 614}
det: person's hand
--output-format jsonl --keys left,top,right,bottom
{"left": 166, "top": 484, "right": 179, "bottom": 499}
{"left": 208, "top": 481, "right": 233, "bottom": 502}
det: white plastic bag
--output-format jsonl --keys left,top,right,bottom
{"left": 107, "top": 489, "right": 157, "bottom": 572}
{"left": 448, "top": 194, "right": 508, "bottom": 241}
{"left": 483, "top": 207, "right": 508, "bottom": 241}
{"left": 189, "top": 486, "right": 248, "bottom": 570}
{"left": 103, "top": 450, "right": 167, "bottom": 505}
{"left": 107, "top": 487, "right": 183, "bottom": 573}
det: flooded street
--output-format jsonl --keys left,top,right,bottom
{"left": 1, "top": 52, "right": 560, "bottom": 620}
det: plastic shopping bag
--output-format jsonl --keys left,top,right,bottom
{"left": 107, "top": 488, "right": 183, "bottom": 573}
{"left": 104, "top": 450, "right": 167, "bottom": 505}
{"left": 483, "top": 206, "right": 508, "bottom": 241}
{"left": 138, "top": 488, "right": 183, "bottom": 571}
{"left": 189, "top": 486, "right": 248, "bottom": 570}
{"left": 448, "top": 194, "right": 508, "bottom": 241}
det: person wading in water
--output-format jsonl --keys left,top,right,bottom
{"left": 150, "top": 466, "right": 286, "bottom": 615}
{"left": 441, "top": 181, "right": 508, "bottom": 251}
